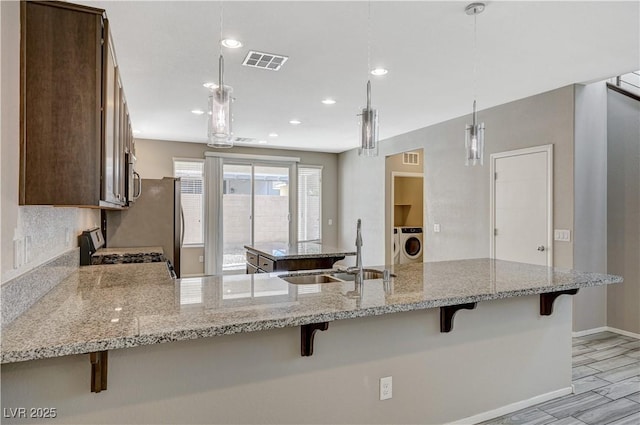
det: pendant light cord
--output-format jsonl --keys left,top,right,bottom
{"left": 367, "top": 1, "right": 371, "bottom": 109}
{"left": 473, "top": 10, "right": 478, "bottom": 117}
{"left": 219, "top": 1, "right": 224, "bottom": 88}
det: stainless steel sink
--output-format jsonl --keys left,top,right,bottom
{"left": 281, "top": 269, "right": 395, "bottom": 285}
{"left": 282, "top": 274, "right": 343, "bottom": 285}
{"left": 331, "top": 269, "right": 395, "bottom": 281}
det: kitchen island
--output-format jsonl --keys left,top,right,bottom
{"left": 244, "top": 241, "right": 356, "bottom": 273}
{"left": 0, "top": 259, "right": 622, "bottom": 424}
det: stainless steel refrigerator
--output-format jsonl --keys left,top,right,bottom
{"left": 106, "top": 177, "right": 182, "bottom": 277}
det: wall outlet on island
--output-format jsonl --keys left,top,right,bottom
{"left": 380, "top": 376, "right": 392, "bottom": 400}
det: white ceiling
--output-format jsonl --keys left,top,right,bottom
{"left": 79, "top": 1, "right": 639, "bottom": 153}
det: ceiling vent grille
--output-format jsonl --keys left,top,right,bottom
{"left": 403, "top": 152, "right": 420, "bottom": 165}
{"left": 242, "top": 51, "right": 288, "bottom": 71}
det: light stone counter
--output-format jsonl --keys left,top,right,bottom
{"left": 0, "top": 259, "right": 622, "bottom": 363}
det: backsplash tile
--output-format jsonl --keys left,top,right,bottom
{"left": 2, "top": 206, "right": 98, "bottom": 283}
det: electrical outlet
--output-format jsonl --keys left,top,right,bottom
{"left": 328, "top": 219, "right": 333, "bottom": 226}
{"left": 13, "top": 238, "right": 23, "bottom": 269}
{"left": 380, "top": 376, "right": 392, "bottom": 400}
{"left": 199, "top": 256, "right": 204, "bottom": 263}
{"left": 24, "top": 236, "right": 31, "bottom": 264}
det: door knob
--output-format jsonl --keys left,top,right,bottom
{"left": 537, "top": 245, "right": 545, "bottom": 252}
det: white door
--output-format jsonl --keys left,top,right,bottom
{"left": 491, "top": 145, "right": 553, "bottom": 266}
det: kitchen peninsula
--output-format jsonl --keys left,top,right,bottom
{"left": 244, "top": 242, "right": 356, "bottom": 273}
{"left": 0, "top": 258, "right": 622, "bottom": 424}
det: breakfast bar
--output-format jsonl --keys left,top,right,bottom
{"left": 1, "top": 258, "right": 621, "bottom": 402}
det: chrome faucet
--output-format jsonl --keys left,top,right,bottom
{"left": 354, "top": 218, "right": 364, "bottom": 290}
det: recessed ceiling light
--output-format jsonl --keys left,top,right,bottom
{"left": 268, "top": 133, "right": 278, "bottom": 138}
{"left": 321, "top": 99, "right": 336, "bottom": 105}
{"left": 191, "top": 109, "right": 205, "bottom": 115}
{"left": 370, "top": 68, "right": 388, "bottom": 76}
{"left": 221, "top": 38, "right": 242, "bottom": 49}
{"left": 203, "top": 82, "right": 219, "bottom": 90}
{"left": 258, "top": 140, "right": 268, "bottom": 144}
{"left": 110, "top": 318, "right": 119, "bottom": 323}
{"left": 114, "top": 307, "right": 123, "bottom": 311}
{"left": 289, "top": 120, "right": 301, "bottom": 125}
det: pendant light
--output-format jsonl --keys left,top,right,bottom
{"left": 358, "top": 1, "right": 379, "bottom": 157}
{"left": 464, "top": 2, "right": 485, "bottom": 166}
{"left": 207, "top": 1, "right": 234, "bottom": 148}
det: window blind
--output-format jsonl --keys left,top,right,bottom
{"left": 297, "top": 166, "right": 322, "bottom": 242}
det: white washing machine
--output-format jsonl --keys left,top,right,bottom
{"left": 399, "top": 227, "right": 423, "bottom": 264}
{"left": 392, "top": 227, "right": 401, "bottom": 264}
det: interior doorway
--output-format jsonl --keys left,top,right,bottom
{"left": 385, "top": 150, "right": 425, "bottom": 265}
{"left": 490, "top": 145, "right": 553, "bottom": 266}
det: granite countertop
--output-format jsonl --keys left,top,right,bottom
{"left": 245, "top": 242, "right": 356, "bottom": 260}
{"left": 0, "top": 259, "right": 622, "bottom": 363}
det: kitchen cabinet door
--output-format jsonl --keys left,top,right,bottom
{"left": 19, "top": 1, "right": 130, "bottom": 208}
{"left": 103, "top": 31, "right": 120, "bottom": 206}
{"left": 20, "top": 1, "right": 104, "bottom": 206}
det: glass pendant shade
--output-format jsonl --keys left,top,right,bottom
{"left": 207, "top": 85, "right": 233, "bottom": 148}
{"left": 465, "top": 121, "right": 484, "bottom": 166}
{"left": 359, "top": 107, "right": 379, "bottom": 157}
{"left": 358, "top": 80, "right": 379, "bottom": 157}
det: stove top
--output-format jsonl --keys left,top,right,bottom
{"left": 91, "top": 252, "right": 166, "bottom": 265}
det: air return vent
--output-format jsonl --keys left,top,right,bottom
{"left": 403, "top": 152, "right": 420, "bottom": 165}
{"left": 242, "top": 51, "right": 288, "bottom": 71}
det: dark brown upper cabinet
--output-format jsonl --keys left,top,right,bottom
{"left": 19, "top": 0, "right": 131, "bottom": 208}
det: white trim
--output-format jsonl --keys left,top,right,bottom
{"left": 204, "top": 151, "right": 300, "bottom": 163}
{"left": 447, "top": 387, "right": 573, "bottom": 425}
{"left": 572, "top": 327, "right": 609, "bottom": 337}
{"left": 490, "top": 144, "right": 554, "bottom": 266}
{"left": 608, "top": 327, "right": 640, "bottom": 339}
{"left": 572, "top": 326, "right": 640, "bottom": 339}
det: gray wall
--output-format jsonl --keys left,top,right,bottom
{"left": 134, "top": 139, "right": 340, "bottom": 275}
{"left": 607, "top": 88, "right": 640, "bottom": 334}
{"left": 339, "top": 86, "right": 575, "bottom": 269}
{"left": 1, "top": 296, "right": 573, "bottom": 424}
{"left": 573, "top": 83, "right": 608, "bottom": 332}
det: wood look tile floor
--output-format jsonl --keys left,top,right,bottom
{"left": 479, "top": 332, "right": 640, "bottom": 425}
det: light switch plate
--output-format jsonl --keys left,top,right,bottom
{"left": 434, "top": 224, "right": 441, "bottom": 233}
{"left": 554, "top": 229, "right": 571, "bottom": 242}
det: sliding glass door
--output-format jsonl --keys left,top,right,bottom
{"left": 222, "top": 162, "right": 292, "bottom": 273}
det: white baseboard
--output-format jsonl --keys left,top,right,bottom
{"left": 572, "top": 326, "right": 640, "bottom": 340}
{"left": 572, "top": 327, "right": 608, "bottom": 337}
{"left": 607, "top": 327, "right": 640, "bottom": 339}
{"left": 447, "top": 387, "right": 573, "bottom": 425}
